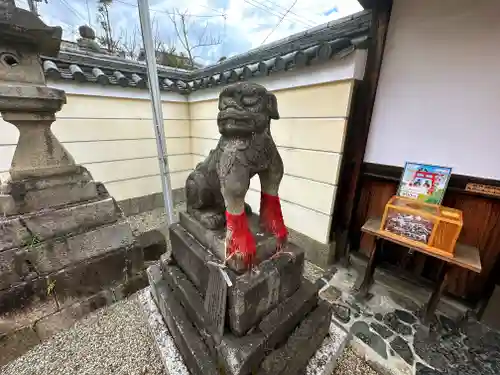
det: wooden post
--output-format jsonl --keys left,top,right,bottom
{"left": 357, "top": 237, "right": 382, "bottom": 298}
{"left": 331, "top": 0, "right": 394, "bottom": 261}
{"left": 420, "top": 263, "right": 451, "bottom": 325}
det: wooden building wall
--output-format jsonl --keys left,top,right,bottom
{"left": 350, "top": 164, "right": 500, "bottom": 303}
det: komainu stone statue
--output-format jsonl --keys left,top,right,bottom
{"left": 186, "top": 82, "right": 288, "bottom": 269}
{"left": 147, "top": 82, "right": 334, "bottom": 375}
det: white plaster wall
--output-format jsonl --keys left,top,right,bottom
{"left": 0, "top": 49, "right": 367, "bottom": 243}
{"left": 188, "top": 50, "right": 367, "bottom": 243}
{"left": 0, "top": 95, "right": 191, "bottom": 201}
{"left": 364, "top": 0, "right": 500, "bottom": 180}
{"left": 190, "top": 81, "right": 354, "bottom": 244}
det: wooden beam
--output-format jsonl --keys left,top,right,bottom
{"left": 363, "top": 163, "right": 500, "bottom": 200}
{"left": 331, "top": 0, "right": 393, "bottom": 261}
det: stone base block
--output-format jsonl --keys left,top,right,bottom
{"left": 33, "top": 290, "right": 114, "bottom": 341}
{"left": 258, "top": 278, "right": 319, "bottom": 348}
{"left": 0, "top": 220, "right": 135, "bottom": 290}
{"left": 139, "top": 286, "right": 349, "bottom": 375}
{"left": 149, "top": 278, "right": 220, "bottom": 375}
{"left": 179, "top": 211, "right": 278, "bottom": 272}
{"left": 50, "top": 246, "right": 140, "bottom": 305}
{"left": 0, "top": 325, "right": 40, "bottom": 367}
{"left": 0, "top": 267, "right": 149, "bottom": 365}
{"left": 148, "top": 262, "right": 321, "bottom": 375}
{"left": 0, "top": 276, "right": 51, "bottom": 318}
{"left": 160, "top": 265, "right": 221, "bottom": 351}
{"left": 257, "top": 302, "right": 333, "bottom": 375}
{"left": 0, "top": 168, "right": 100, "bottom": 216}
{"left": 169, "top": 223, "right": 305, "bottom": 336}
{"left": 0, "top": 197, "right": 120, "bottom": 252}
{"left": 169, "top": 222, "right": 220, "bottom": 296}
{"left": 228, "top": 244, "right": 304, "bottom": 336}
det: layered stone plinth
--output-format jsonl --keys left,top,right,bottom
{"left": 148, "top": 212, "right": 334, "bottom": 375}
{"left": 179, "top": 211, "right": 279, "bottom": 273}
{"left": 0, "top": 167, "right": 165, "bottom": 366}
{"left": 171, "top": 211, "right": 305, "bottom": 336}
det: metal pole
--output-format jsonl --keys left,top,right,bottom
{"left": 27, "top": 0, "right": 37, "bottom": 14}
{"left": 137, "top": 0, "right": 175, "bottom": 225}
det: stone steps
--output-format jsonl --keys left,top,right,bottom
{"left": 0, "top": 197, "right": 121, "bottom": 252}
{"left": 0, "top": 204, "right": 172, "bottom": 366}
{"left": 170, "top": 221, "right": 305, "bottom": 336}
{"left": 147, "top": 261, "right": 340, "bottom": 375}
{"left": 139, "top": 284, "right": 351, "bottom": 375}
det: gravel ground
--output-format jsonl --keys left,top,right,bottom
{"left": 1, "top": 291, "right": 380, "bottom": 375}
{"left": 333, "top": 346, "right": 380, "bottom": 375}
{"left": 1, "top": 295, "right": 165, "bottom": 375}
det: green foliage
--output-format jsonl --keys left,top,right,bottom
{"left": 47, "top": 279, "right": 56, "bottom": 296}
{"left": 97, "top": 0, "right": 120, "bottom": 53}
{"left": 29, "top": 234, "right": 42, "bottom": 247}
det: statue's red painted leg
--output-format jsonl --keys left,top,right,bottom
{"left": 258, "top": 148, "right": 289, "bottom": 253}
{"left": 225, "top": 210, "right": 256, "bottom": 268}
{"left": 260, "top": 192, "right": 289, "bottom": 251}
{"left": 218, "top": 156, "right": 255, "bottom": 270}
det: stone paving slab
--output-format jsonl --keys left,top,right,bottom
{"left": 319, "top": 261, "right": 500, "bottom": 375}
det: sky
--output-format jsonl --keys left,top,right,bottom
{"left": 15, "top": 0, "right": 363, "bottom": 66}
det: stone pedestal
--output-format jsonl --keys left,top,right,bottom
{"left": 148, "top": 212, "right": 334, "bottom": 375}
{"left": 0, "top": 85, "right": 78, "bottom": 182}
{"left": 4, "top": 111, "right": 78, "bottom": 180}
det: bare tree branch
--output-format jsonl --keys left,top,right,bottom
{"left": 119, "top": 27, "right": 140, "bottom": 59}
{"left": 167, "top": 7, "right": 222, "bottom": 69}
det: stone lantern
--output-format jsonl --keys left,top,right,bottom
{"left": 0, "top": 0, "right": 78, "bottom": 181}
{"left": 0, "top": 2, "right": 166, "bottom": 365}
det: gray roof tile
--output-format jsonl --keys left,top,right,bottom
{"left": 41, "top": 10, "right": 371, "bottom": 95}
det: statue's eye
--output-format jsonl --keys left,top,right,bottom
{"left": 241, "top": 96, "right": 259, "bottom": 106}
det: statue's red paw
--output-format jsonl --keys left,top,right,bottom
{"left": 260, "top": 192, "right": 288, "bottom": 246}
{"left": 225, "top": 211, "right": 256, "bottom": 268}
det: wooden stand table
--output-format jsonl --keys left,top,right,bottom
{"left": 359, "top": 218, "right": 482, "bottom": 325}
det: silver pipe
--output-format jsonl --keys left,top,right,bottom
{"left": 137, "top": 0, "right": 176, "bottom": 225}
{"left": 27, "top": 0, "right": 37, "bottom": 15}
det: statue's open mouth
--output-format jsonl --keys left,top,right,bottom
{"left": 218, "top": 109, "right": 254, "bottom": 121}
{"left": 220, "top": 118, "right": 256, "bottom": 134}
{"left": 218, "top": 109, "right": 258, "bottom": 134}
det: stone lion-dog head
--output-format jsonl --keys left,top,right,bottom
{"left": 217, "top": 82, "right": 279, "bottom": 137}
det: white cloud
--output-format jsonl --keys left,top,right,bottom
{"left": 26, "top": 0, "right": 363, "bottom": 64}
